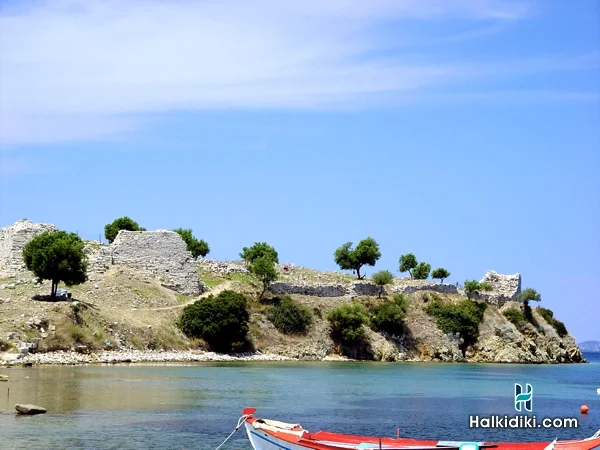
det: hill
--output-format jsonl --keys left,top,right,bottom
{"left": 578, "top": 341, "right": 600, "bottom": 352}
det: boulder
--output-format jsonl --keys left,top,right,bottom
{"left": 15, "top": 404, "right": 47, "bottom": 415}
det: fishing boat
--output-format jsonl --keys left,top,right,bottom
{"left": 240, "top": 408, "right": 600, "bottom": 450}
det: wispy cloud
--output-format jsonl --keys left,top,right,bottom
{"left": 0, "top": 0, "right": 596, "bottom": 145}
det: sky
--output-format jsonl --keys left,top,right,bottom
{"left": 0, "top": 0, "right": 598, "bottom": 342}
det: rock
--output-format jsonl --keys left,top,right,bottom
{"left": 15, "top": 404, "right": 47, "bottom": 415}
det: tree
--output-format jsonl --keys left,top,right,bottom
{"left": 413, "top": 262, "right": 431, "bottom": 280}
{"left": 520, "top": 287, "right": 541, "bottom": 322}
{"left": 178, "top": 290, "right": 249, "bottom": 352}
{"left": 431, "top": 268, "right": 451, "bottom": 283}
{"left": 333, "top": 237, "right": 381, "bottom": 280}
{"left": 371, "top": 270, "right": 394, "bottom": 298}
{"left": 104, "top": 216, "right": 146, "bottom": 243}
{"left": 398, "top": 253, "right": 418, "bottom": 278}
{"left": 249, "top": 255, "right": 278, "bottom": 299}
{"left": 173, "top": 228, "right": 210, "bottom": 258}
{"left": 22, "top": 230, "right": 88, "bottom": 299}
{"left": 240, "top": 242, "right": 279, "bottom": 265}
{"left": 463, "top": 280, "right": 493, "bottom": 300}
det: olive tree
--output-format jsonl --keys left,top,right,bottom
{"left": 412, "top": 262, "right": 431, "bottom": 280}
{"left": 431, "top": 268, "right": 451, "bottom": 283}
{"left": 398, "top": 253, "right": 418, "bottom": 278}
{"left": 174, "top": 228, "right": 210, "bottom": 258}
{"left": 249, "top": 255, "right": 278, "bottom": 299}
{"left": 22, "top": 230, "right": 88, "bottom": 299}
{"left": 371, "top": 270, "right": 394, "bottom": 298}
{"left": 240, "top": 242, "right": 279, "bottom": 265}
{"left": 104, "top": 216, "right": 146, "bottom": 243}
{"left": 333, "top": 237, "right": 381, "bottom": 280}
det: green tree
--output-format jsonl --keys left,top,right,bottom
{"left": 333, "top": 237, "right": 381, "bottom": 280}
{"left": 249, "top": 255, "right": 278, "bottom": 299}
{"left": 413, "top": 262, "right": 431, "bottom": 280}
{"left": 327, "top": 303, "right": 369, "bottom": 345}
{"left": 178, "top": 290, "right": 249, "bottom": 352}
{"left": 240, "top": 242, "right": 279, "bottom": 265}
{"left": 268, "top": 296, "right": 312, "bottom": 334}
{"left": 22, "top": 230, "right": 88, "bottom": 299}
{"left": 431, "top": 268, "right": 451, "bottom": 283}
{"left": 463, "top": 280, "right": 493, "bottom": 300}
{"left": 520, "top": 287, "right": 541, "bottom": 322}
{"left": 371, "top": 293, "right": 409, "bottom": 336}
{"left": 371, "top": 270, "right": 394, "bottom": 298}
{"left": 173, "top": 228, "right": 210, "bottom": 258}
{"left": 104, "top": 216, "right": 146, "bottom": 243}
{"left": 398, "top": 253, "right": 418, "bottom": 278}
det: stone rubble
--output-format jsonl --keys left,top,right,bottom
{"left": 197, "top": 258, "right": 248, "bottom": 275}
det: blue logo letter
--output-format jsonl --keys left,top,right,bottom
{"left": 514, "top": 383, "right": 533, "bottom": 412}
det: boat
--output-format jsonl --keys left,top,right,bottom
{"left": 240, "top": 408, "right": 600, "bottom": 450}
{"left": 597, "top": 388, "right": 600, "bottom": 395}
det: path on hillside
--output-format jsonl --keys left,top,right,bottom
{"left": 150, "top": 281, "right": 234, "bottom": 311}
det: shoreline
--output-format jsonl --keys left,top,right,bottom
{"left": 0, "top": 350, "right": 590, "bottom": 367}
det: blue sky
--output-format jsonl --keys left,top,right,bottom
{"left": 0, "top": 1, "right": 598, "bottom": 342}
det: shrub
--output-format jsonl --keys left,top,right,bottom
{"left": 463, "top": 280, "right": 493, "bottom": 300}
{"left": 398, "top": 253, "right": 418, "bottom": 278}
{"left": 104, "top": 216, "right": 146, "bottom": 243}
{"left": 538, "top": 307, "right": 568, "bottom": 337}
{"left": 268, "top": 296, "right": 312, "bottom": 334}
{"left": 431, "top": 268, "right": 451, "bottom": 283}
{"left": 371, "top": 270, "right": 394, "bottom": 298}
{"left": 503, "top": 308, "right": 527, "bottom": 327}
{"left": 178, "top": 290, "right": 249, "bottom": 352}
{"left": 425, "top": 298, "right": 487, "bottom": 353}
{"left": 413, "top": 262, "right": 431, "bottom": 280}
{"left": 22, "top": 230, "right": 88, "bottom": 299}
{"left": 334, "top": 238, "right": 381, "bottom": 279}
{"left": 327, "top": 303, "right": 369, "bottom": 345}
{"left": 371, "top": 293, "right": 409, "bottom": 336}
{"left": 173, "top": 228, "right": 210, "bottom": 258}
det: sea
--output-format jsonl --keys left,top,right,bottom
{"left": 0, "top": 353, "right": 599, "bottom": 450}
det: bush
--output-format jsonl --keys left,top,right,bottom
{"left": 268, "top": 296, "right": 312, "bottom": 334}
{"left": 178, "top": 290, "right": 249, "bottom": 352}
{"left": 425, "top": 299, "right": 487, "bottom": 353}
{"left": 503, "top": 308, "right": 527, "bottom": 327}
{"left": 327, "top": 303, "right": 369, "bottom": 345}
{"left": 538, "top": 307, "right": 568, "bottom": 337}
{"left": 463, "top": 280, "right": 493, "bottom": 300}
{"left": 371, "top": 270, "right": 394, "bottom": 298}
{"left": 371, "top": 294, "right": 409, "bottom": 336}
{"left": 104, "top": 216, "right": 145, "bottom": 243}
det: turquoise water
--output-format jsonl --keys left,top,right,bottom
{"left": 0, "top": 354, "right": 599, "bottom": 449}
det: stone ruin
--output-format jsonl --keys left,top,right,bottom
{"left": 0, "top": 220, "right": 205, "bottom": 297}
{"left": 473, "top": 270, "right": 522, "bottom": 306}
{"left": 0, "top": 219, "right": 57, "bottom": 275}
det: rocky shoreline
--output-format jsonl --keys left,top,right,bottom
{"left": 0, "top": 350, "right": 355, "bottom": 366}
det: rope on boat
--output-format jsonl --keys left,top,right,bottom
{"left": 215, "top": 414, "right": 250, "bottom": 450}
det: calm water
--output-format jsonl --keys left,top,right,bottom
{"left": 1, "top": 353, "right": 599, "bottom": 449}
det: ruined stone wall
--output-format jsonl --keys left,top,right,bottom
{"left": 111, "top": 230, "right": 204, "bottom": 296}
{"left": 197, "top": 258, "right": 248, "bottom": 275}
{"left": 473, "top": 270, "right": 522, "bottom": 307}
{"left": 0, "top": 219, "right": 57, "bottom": 275}
{"left": 392, "top": 280, "right": 459, "bottom": 296}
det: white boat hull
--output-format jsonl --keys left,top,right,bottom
{"left": 245, "top": 421, "right": 308, "bottom": 450}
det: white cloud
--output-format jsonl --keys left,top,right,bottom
{"left": 0, "top": 0, "right": 595, "bottom": 145}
